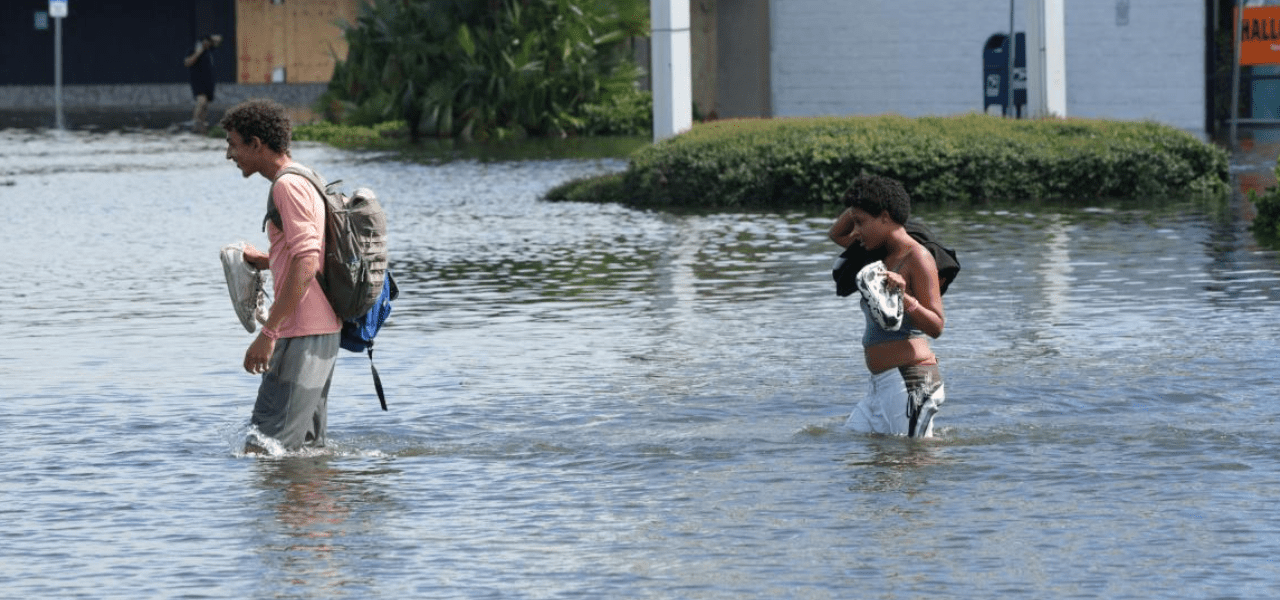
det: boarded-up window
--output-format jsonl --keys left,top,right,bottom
{"left": 236, "top": 0, "right": 362, "bottom": 84}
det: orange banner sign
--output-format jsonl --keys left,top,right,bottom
{"left": 1238, "top": 6, "right": 1280, "bottom": 66}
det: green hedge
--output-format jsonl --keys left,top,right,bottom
{"left": 293, "top": 121, "right": 408, "bottom": 149}
{"left": 545, "top": 114, "right": 1229, "bottom": 208}
{"left": 1250, "top": 159, "right": 1280, "bottom": 240}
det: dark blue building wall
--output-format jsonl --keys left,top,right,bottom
{"left": 2, "top": 0, "right": 235, "bottom": 85}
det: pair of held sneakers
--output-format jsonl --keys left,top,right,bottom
{"left": 856, "top": 260, "right": 904, "bottom": 331}
{"left": 220, "top": 241, "right": 268, "bottom": 333}
{"left": 226, "top": 243, "right": 904, "bottom": 335}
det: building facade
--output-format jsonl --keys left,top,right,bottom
{"left": 0, "top": 0, "right": 359, "bottom": 127}
{"left": 2, "top": 0, "right": 358, "bottom": 85}
{"left": 1, "top": 0, "right": 1223, "bottom": 136}
{"left": 701, "top": 0, "right": 1211, "bottom": 135}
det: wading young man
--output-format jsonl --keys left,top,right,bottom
{"left": 221, "top": 99, "right": 340, "bottom": 453}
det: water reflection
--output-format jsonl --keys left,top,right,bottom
{"left": 250, "top": 457, "right": 396, "bottom": 597}
{"left": 841, "top": 437, "right": 948, "bottom": 495}
{"left": 1036, "top": 214, "right": 1074, "bottom": 334}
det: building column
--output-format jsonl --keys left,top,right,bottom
{"left": 652, "top": 0, "right": 693, "bottom": 141}
{"left": 1026, "top": 0, "right": 1066, "bottom": 118}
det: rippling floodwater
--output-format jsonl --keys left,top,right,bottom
{"left": 3, "top": 130, "right": 1280, "bottom": 599}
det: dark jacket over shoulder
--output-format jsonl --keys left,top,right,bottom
{"left": 833, "top": 220, "right": 960, "bottom": 297}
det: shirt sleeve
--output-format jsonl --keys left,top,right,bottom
{"left": 270, "top": 174, "right": 325, "bottom": 266}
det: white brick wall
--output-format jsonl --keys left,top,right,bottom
{"left": 770, "top": 0, "right": 1205, "bottom": 134}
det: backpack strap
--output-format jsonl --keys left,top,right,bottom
{"left": 361, "top": 273, "right": 397, "bottom": 411}
{"left": 263, "top": 199, "right": 282, "bottom": 232}
{"left": 262, "top": 165, "right": 337, "bottom": 232}
{"left": 366, "top": 345, "right": 388, "bottom": 411}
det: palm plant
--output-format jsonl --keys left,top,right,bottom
{"left": 320, "top": 0, "right": 650, "bottom": 140}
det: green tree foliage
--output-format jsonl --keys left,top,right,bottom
{"left": 319, "top": 0, "right": 651, "bottom": 141}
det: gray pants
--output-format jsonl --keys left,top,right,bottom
{"left": 252, "top": 333, "right": 340, "bottom": 450}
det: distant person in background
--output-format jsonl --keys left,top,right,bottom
{"left": 184, "top": 34, "right": 222, "bottom": 134}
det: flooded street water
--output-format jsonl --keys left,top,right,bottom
{"left": 3, "top": 129, "right": 1280, "bottom": 599}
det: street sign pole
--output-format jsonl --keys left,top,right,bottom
{"left": 55, "top": 14, "right": 63, "bottom": 130}
{"left": 1231, "top": 0, "right": 1243, "bottom": 148}
{"left": 1006, "top": 0, "right": 1015, "bottom": 117}
{"left": 50, "top": 0, "right": 67, "bottom": 130}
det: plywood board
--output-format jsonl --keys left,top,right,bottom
{"left": 236, "top": 0, "right": 362, "bottom": 84}
{"left": 288, "top": 0, "right": 359, "bottom": 82}
{"left": 236, "top": 0, "right": 286, "bottom": 83}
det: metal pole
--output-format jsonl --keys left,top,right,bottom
{"left": 1231, "top": 0, "right": 1243, "bottom": 148}
{"left": 55, "top": 14, "right": 64, "bottom": 130}
{"left": 1006, "top": 0, "right": 1015, "bottom": 117}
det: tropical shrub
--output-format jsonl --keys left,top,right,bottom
{"left": 546, "top": 114, "right": 1230, "bottom": 208}
{"left": 581, "top": 83, "right": 653, "bottom": 136}
{"left": 319, "top": 0, "right": 651, "bottom": 141}
{"left": 1250, "top": 160, "right": 1280, "bottom": 239}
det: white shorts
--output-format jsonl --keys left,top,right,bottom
{"left": 846, "top": 364, "right": 945, "bottom": 438}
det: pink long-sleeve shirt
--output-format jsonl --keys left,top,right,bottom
{"left": 267, "top": 165, "right": 341, "bottom": 338}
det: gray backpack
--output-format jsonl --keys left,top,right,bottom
{"left": 264, "top": 165, "right": 388, "bottom": 321}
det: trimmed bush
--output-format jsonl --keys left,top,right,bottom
{"left": 1250, "top": 159, "right": 1280, "bottom": 239}
{"left": 545, "top": 171, "right": 629, "bottom": 204}
{"left": 547, "top": 114, "right": 1229, "bottom": 208}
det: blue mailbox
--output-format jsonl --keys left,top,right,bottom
{"left": 983, "top": 33, "right": 1026, "bottom": 117}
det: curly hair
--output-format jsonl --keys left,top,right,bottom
{"left": 841, "top": 174, "right": 911, "bottom": 225}
{"left": 219, "top": 99, "right": 292, "bottom": 155}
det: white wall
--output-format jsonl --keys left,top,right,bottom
{"left": 769, "top": 0, "right": 1205, "bottom": 133}
{"left": 770, "top": 0, "right": 1020, "bottom": 118}
{"left": 1064, "top": 0, "right": 1204, "bottom": 132}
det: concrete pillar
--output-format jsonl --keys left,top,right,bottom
{"left": 652, "top": 0, "right": 693, "bottom": 141}
{"left": 1026, "top": 0, "right": 1066, "bottom": 118}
